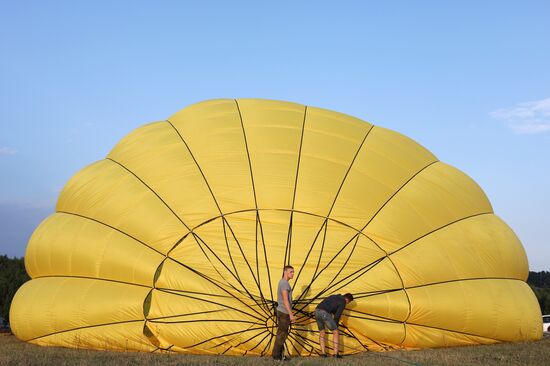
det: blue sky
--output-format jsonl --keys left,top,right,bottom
{"left": 1, "top": 1, "right": 549, "bottom": 270}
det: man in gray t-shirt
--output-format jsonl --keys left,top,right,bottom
{"left": 277, "top": 278, "right": 292, "bottom": 314}
{"left": 272, "top": 265, "right": 295, "bottom": 360}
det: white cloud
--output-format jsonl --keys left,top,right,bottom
{"left": 0, "top": 146, "right": 17, "bottom": 155}
{"left": 490, "top": 97, "right": 550, "bottom": 134}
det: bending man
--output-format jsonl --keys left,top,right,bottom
{"left": 272, "top": 265, "right": 296, "bottom": 361}
{"left": 314, "top": 293, "right": 354, "bottom": 358}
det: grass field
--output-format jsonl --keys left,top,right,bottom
{"left": 1, "top": 334, "right": 549, "bottom": 366}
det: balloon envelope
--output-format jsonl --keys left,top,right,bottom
{"left": 10, "top": 99, "right": 541, "bottom": 354}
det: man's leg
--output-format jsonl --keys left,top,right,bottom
{"left": 332, "top": 329, "right": 339, "bottom": 356}
{"left": 272, "top": 311, "right": 290, "bottom": 359}
{"left": 319, "top": 329, "right": 326, "bottom": 355}
{"left": 315, "top": 310, "right": 327, "bottom": 356}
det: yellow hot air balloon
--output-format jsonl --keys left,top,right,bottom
{"left": 10, "top": 99, "right": 541, "bottom": 355}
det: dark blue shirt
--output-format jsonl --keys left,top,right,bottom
{"left": 316, "top": 294, "right": 346, "bottom": 324}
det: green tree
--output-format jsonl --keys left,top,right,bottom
{"left": 528, "top": 271, "right": 550, "bottom": 315}
{"left": 528, "top": 271, "right": 550, "bottom": 288}
{"left": 0, "top": 255, "right": 30, "bottom": 327}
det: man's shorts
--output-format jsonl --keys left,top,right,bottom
{"left": 315, "top": 308, "right": 338, "bottom": 331}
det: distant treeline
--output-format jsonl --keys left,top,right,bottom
{"left": 1, "top": 256, "right": 550, "bottom": 326}
{"left": 528, "top": 271, "right": 550, "bottom": 314}
{"left": 0, "top": 255, "right": 29, "bottom": 327}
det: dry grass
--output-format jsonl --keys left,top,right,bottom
{"left": 1, "top": 333, "right": 549, "bottom": 366}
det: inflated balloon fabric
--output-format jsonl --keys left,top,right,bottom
{"left": 10, "top": 99, "right": 541, "bottom": 354}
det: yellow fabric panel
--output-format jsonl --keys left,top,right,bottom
{"left": 351, "top": 290, "right": 410, "bottom": 322}
{"left": 290, "top": 214, "right": 352, "bottom": 295}
{"left": 365, "top": 162, "right": 493, "bottom": 253}
{"left": 57, "top": 159, "right": 186, "bottom": 254}
{"left": 348, "top": 318, "right": 405, "bottom": 349}
{"left": 152, "top": 321, "right": 270, "bottom": 355}
{"left": 349, "top": 317, "right": 405, "bottom": 351}
{"left": 406, "top": 280, "right": 542, "bottom": 342}
{"left": 236, "top": 99, "right": 305, "bottom": 209}
{"left": 392, "top": 214, "right": 528, "bottom": 287}
{"left": 333, "top": 257, "right": 403, "bottom": 296}
{"left": 291, "top": 221, "right": 387, "bottom": 300}
{"left": 253, "top": 210, "right": 294, "bottom": 303}
{"left": 147, "top": 289, "right": 260, "bottom": 322}
{"left": 108, "top": 121, "right": 220, "bottom": 228}
{"left": 168, "top": 219, "right": 262, "bottom": 297}
{"left": 168, "top": 99, "right": 256, "bottom": 214}
{"left": 278, "top": 211, "right": 326, "bottom": 293}
{"left": 146, "top": 289, "right": 267, "bottom": 354}
{"left": 25, "top": 212, "right": 163, "bottom": 286}
{"left": 30, "top": 322, "right": 154, "bottom": 352}
{"left": 330, "top": 126, "right": 437, "bottom": 229}
{"left": 337, "top": 336, "right": 372, "bottom": 355}
{"left": 167, "top": 344, "right": 218, "bottom": 355}
{"left": 253, "top": 209, "right": 292, "bottom": 281}
{"left": 10, "top": 277, "right": 149, "bottom": 342}
{"left": 154, "top": 258, "right": 265, "bottom": 319}
{"left": 154, "top": 257, "right": 228, "bottom": 296}
{"left": 303, "top": 234, "right": 388, "bottom": 302}
{"left": 222, "top": 211, "right": 276, "bottom": 300}
{"left": 293, "top": 106, "right": 372, "bottom": 217}
{"left": 402, "top": 324, "right": 498, "bottom": 349}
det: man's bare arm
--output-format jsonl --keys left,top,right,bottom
{"left": 281, "top": 289, "right": 296, "bottom": 322}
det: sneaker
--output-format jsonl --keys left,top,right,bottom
{"left": 334, "top": 353, "right": 343, "bottom": 358}
{"left": 320, "top": 353, "right": 328, "bottom": 358}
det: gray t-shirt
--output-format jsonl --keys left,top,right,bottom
{"left": 276, "top": 279, "right": 292, "bottom": 314}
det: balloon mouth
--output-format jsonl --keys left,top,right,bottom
{"left": 139, "top": 207, "right": 386, "bottom": 353}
